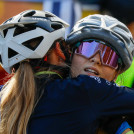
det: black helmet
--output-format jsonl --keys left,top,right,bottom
{"left": 66, "top": 14, "right": 134, "bottom": 72}
{"left": 0, "top": 10, "right": 69, "bottom": 73}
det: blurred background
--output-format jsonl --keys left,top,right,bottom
{"left": 1, "top": 0, "right": 134, "bottom": 87}
{"left": 1, "top": 0, "right": 134, "bottom": 36}
{"left": 0, "top": 0, "right": 96, "bottom": 36}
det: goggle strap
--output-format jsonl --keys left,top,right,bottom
{"left": 118, "top": 58, "right": 122, "bottom": 64}
{"left": 75, "top": 42, "right": 81, "bottom": 47}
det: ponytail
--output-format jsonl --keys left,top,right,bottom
{"left": 0, "top": 62, "right": 36, "bottom": 134}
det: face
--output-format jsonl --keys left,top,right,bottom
{"left": 47, "top": 49, "right": 65, "bottom": 66}
{"left": 47, "top": 42, "right": 66, "bottom": 67}
{"left": 71, "top": 52, "right": 118, "bottom": 81}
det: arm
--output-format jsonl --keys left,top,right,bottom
{"left": 72, "top": 75, "right": 134, "bottom": 134}
{"left": 81, "top": 75, "right": 134, "bottom": 116}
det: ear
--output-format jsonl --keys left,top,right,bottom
{"left": 55, "top": 42, "right": 66, "bottom": 61}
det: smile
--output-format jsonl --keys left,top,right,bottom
{"left": 84, "top": 68, "right": 99, "bottom": 75}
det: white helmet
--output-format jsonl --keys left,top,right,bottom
{"left": 0, "top": 10, "right": 69, "bottom": 73}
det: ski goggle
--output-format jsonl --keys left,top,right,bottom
{"left": 74, "top": 39, "right": 120, "bottom": 69}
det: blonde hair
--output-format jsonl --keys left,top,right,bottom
{"left": 0, "top": 62, "right": 37, "bottom": 134}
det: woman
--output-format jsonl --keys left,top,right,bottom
{"left": 0, "top": 11, "right": 134, "bottom": 134}
{"left": 0, "top": 9, "right": 70, "bottom": 134}
{"left": 66, "top": 14, "right": 134, "bottom": 134}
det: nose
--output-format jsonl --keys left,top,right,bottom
{"left": 89, "top": 51, "right": 102, "bottom": 65}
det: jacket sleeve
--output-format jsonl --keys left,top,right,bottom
{"left": 0, "top": 85, "right": 3, "bottom": 91}
{"left": 115, "top": 121, "right": 132, "bottom": 134}
{"left": 76, "top": 75, "right": 134, "bottom": 117}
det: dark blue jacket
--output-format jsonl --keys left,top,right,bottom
{"left": 0, "top": 85, "right": 3, "bottom": 91}
{"left": 27, "top": 75, "right": 134, "bottom": 134}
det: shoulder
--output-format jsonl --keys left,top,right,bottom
{"left": 50, "top": 74, "right": 119, "bottom": 88}
{"left": 70, "top": 75, "right": 118, "bottom": 90}
{"left": 47, "top": 75, "right": 120, "bottom": 96}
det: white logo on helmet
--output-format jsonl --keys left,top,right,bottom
{"left": 32, "top": 17, "right": 47, "bottom": 21}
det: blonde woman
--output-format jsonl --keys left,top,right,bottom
{"left": 0, "top": 9, "right": 70, "bottom": 134}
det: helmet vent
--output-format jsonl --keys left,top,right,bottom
{"left": 116, "top": 25, "right": 129, "bottom": 33}
{"left": 8, "top": 48, "right": 18, "bottom": 58}
{"left": 45, "top": 13, "right": 54, "bottom": 17}
{"left": 51, "top": 23, "right": 63, "bottom": 30}
{"left": 0, "top": 55, "right": 2, "bottom": 63}
{"left": 23, "top": 11, "right": 36, "bottom": 17}
{"left": 13, "top": 25, "right": 36, "bottom": 36}
{"left": 3, "top": 17, "right": 13, "bottom": 25}
{"left": 22, "top": 36, "right": 43, "bottom": 50}
{"left": 3, "top": 29, "right": 8, "bottom": 38}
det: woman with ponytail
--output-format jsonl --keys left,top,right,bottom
{"left": 1, "top": 11, "right": 134, "bottom": 134}
{"left": 0, "top": 10, "right": 69, "bottom": 134}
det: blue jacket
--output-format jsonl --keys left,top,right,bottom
{"left": 27, "top": 75, "right": 134, "bottom": 134}
{"left": 0, "top": 85, "right": 3, "bottom": 91}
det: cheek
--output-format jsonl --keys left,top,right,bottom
{"left": 71, "top": 59, "right": 81, "bottom": 76}
{"left": 71, "top": 55, "right": 85, "bottom": 77}
{"left": 101, "top": 67, "right": 117, "bottom": 81}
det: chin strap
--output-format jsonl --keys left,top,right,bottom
{"left": 34, "top": 71, "right": 63, "bottom": 79}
